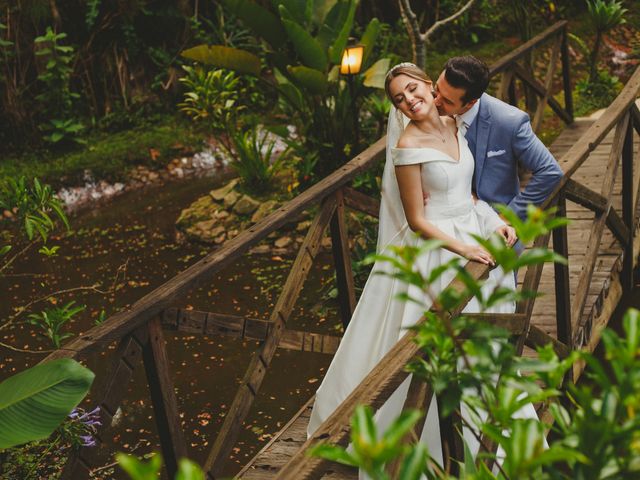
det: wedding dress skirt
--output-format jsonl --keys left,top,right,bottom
{"left": 307, "top": 131, "right": 541, "bottom": 473}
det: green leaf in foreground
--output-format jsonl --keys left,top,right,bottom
{"left": 0, "top": 358, "right": 94, "bottom": 449}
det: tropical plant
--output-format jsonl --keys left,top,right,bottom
{"left": 178, "top": 66, "right": 242, "bottom": 132}
{"left": 34, "top": 27, "right": 84, "bottom": 146}
{"left": 0, "top": 176, "right": 69, "bottom": 257}
{"left": 223, "top": 127, "right": 289, "bottom": 194}
{"left": 575, "top": 69, "right": 623, "bottom": 115}
{"left": 0, "top": 358, "right": 95, "bottom": 450}
{"left": 181, "top": 0, "right": 390, "bottom": 181}
{"left": 586, "top": 0, "right": 627, "bottom": 84}
{"left": 27, "top": 301, "right": 85, "bottom": 348}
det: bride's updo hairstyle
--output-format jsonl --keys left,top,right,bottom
{"left": 384, "top": 62, "right": 431, "bottom": 104}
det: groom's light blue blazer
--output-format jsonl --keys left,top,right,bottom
{"left": 465, "top": 94, "right": 563, "bottom": 220}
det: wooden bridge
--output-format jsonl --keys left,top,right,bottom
{"left": 42, "top": 21, "right": 640, "bottom": 479}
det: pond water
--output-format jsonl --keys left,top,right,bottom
{"left": 0, "top": 173, "right": 339, "bottom": 478}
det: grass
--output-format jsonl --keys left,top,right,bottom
{"left": 0, "top": 114, "right": 204, "bottom": 189}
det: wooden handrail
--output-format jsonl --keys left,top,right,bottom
{"left": 489, "top": 21, "right": 567, "bottom": 76}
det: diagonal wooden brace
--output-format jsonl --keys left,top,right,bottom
{"left": 203, "top": 195, "right": 338, "bottom": 478}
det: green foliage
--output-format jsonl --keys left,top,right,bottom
{"left": 34, "top": 27, "right": 84, "bottom": 147}
{"left": 0, "top": 115, "right": 201, "bottom": 188}
{"left": 223, "top": 128, "right": 288, "bottom": 194}
{"left": 575, "top": 69, "right": 623, "bottom": 115}
{"left": 178, "top": 66, "right": 242, "bottom": 131}
{"left": 117, "top": 452, "right": 205, "bottom": 480}
{"left": 0, "top": 176, "right": 69, "bottom": 243}
{"left": 585, "top": 0, "right": 627, "bottom": 84}
{"left": 181, "top": 0, "right": 390, "bottom": 182}
{"left": 0, "top": 359, "right": 95, "bottom": 450}
{"left": 586, "top": 0, "right": 627, "bottom": 32}
{"left": 27, "top": 301, "right": 85, "bottom": 348}
{"left": 312, "top": 206, "right": 614, "bottom": 477}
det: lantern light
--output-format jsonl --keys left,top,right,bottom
{"left": 340, "top": 44, "right": 364, "bottom": 75}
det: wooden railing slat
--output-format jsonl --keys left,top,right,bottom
{"left": 622, "top": 119, "right": 636, "bottom": 290}
{"left": 489, "top": 21, "right": 567, "bottom": 76}
{"left": 329, "top": 190, "right": 357, "bottom": 328}
{"left": 532, "top": 37, "right": 561, "bottom": 132}
{"left": 142, "top": 317, "right": 188, "bottom": 477}
{"left": 512, "top": 63, "right": 572, "bottom": 125}
{"left": 342, "top": 186, "right": 380, "bottom": 218}
{"left": 553, "top": 194, "right": 572, "bottom": 346}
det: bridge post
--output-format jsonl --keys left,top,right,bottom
{"left": 329, "top": 189, "right": 357, "bottom": 329}
{"left": 560, "top": 25, "right": 574, "bottom": 122}
{"left": 621, "top": 119, "right": 635, "bottom": 291}
{"left": 553, "top": 194, "right": 572, "bottom": 346}
{"left": 142, "top": 315, "right": 188, "bottom": 477}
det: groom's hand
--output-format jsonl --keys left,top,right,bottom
{"left": 496, "top": 224, "right": 517, "bottom": 247}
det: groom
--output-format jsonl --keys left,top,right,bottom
{"left": 432, "top": 55, "right": 563, "bottom": 222}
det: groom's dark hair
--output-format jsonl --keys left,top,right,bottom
{"left": 443, "top": 56, "right": 489, "bottom": 104}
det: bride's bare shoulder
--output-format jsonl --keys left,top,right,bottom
{"left": 396, "top": 124, "right": 421, "bottom": 149}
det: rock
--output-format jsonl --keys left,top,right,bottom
{"left": 251, "top": 200, "right": 278, "bottom": 223}
{"left": 296, "top": 220, "right": 312, "bottom": 232}
{"left": 233, "top": 194, "right": 261, "bottom": 215}
{"left": 213, "top": 232, "right": 227, "bottom": 244}
{"left": 321, "top": 237, "right": 332, "bottom": 249}
{"left": 173, "top": 167, "right": 184, "bottom": 178}
{"left": 223, "top": 190, "right": 240, "bottom": 208}
{"left": 148, "top": 171, "right": 159, "bottom": 181}
{"left": 216, "top": 210, "right": 230, "bottom": 220}
{"left": 192, "top": 222, "right": 226, "bottom": 243}
{"left": 176, "top": 195, "right": 217, "bottom": 228}
{"left": 227, "top": 229, "right": 239, "bottom": 239}
{"left": 250, "top": 244, "right": 271, "bottom": 255}
{"left": 274, "top": 236, "right": 292, "bottom": 248}
{"left": 210, "top": 179, "right": 239, "bottom": 201}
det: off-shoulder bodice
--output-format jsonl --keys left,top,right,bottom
{"left": 391, "top": 130, "right": 475, "bottom": 213}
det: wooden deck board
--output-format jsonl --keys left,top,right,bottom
{"left": 237, "top": 116, "right": 640, "bottom": 479}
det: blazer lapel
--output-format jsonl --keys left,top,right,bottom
{"left": 473, "top": 95, "right": 492, "bottom": 193}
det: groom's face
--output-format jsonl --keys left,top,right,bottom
{"left": 433, "top": 72, "right": 475, "bottom": 117}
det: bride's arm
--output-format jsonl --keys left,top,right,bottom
{"left": 395, "top": 164, "right": 495, "bottom": 265}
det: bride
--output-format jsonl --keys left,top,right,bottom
{"left": 307, "top": 63, "right": 538, "bottom": 470}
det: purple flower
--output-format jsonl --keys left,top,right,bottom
{"left": 79, "top": 435, "right": 96, "bottom": 447}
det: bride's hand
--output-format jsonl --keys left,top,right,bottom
{"left": 496, "top": 225, "right": 517, "bottom": 247}
{"left": 460, "top": 244, "right": 494, "bottom": 266}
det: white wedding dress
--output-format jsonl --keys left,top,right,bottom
{"left": 308, "top": 119, "right": 540, "bottom": 474}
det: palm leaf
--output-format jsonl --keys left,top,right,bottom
{"left": 0, "top": 358, "right": 94, "bottom": 449}
{"left": 181, "top": 45, "right": 261, "bottom": 76}
{"left": 280, "top": 5, "right": 328, "bottom": 71}
{"left": 222, "top": 0, "right": 286, "bottom": 48}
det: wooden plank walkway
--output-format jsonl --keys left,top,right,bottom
{"left": 236, "top": 115, "right": 639, "bottom": 479}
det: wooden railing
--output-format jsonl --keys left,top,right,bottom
{"left": 42, "top": 21, "right": 592, "bottom": 479}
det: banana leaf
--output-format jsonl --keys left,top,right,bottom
{"left": 359, "top": 18, "right": 381, "bottom": 67}
{"left": 223, "top": 0, "right": 286, "bottom": 48}
{"left": 288, "top": 65, "right": 328, "bottom": 95}
{"left": 273, "top": 0, "right": 313, "bottom": 27}
{"left": 181, "top": 45, "right": 261, "bottom": 76}
{"left": 363, "top": 58, "right": 391, "bottom": 89}
{"left": 313, "top": 0, "right": 339, "bottom": 25}
{"left": 0, "top": 358, "right": 95, "bottom": 449}
{"left": 328, "top": 0, "right": 358, "bottom": 64}
{"left": 280, "top": 5, "right": 328, "bottom": 71}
